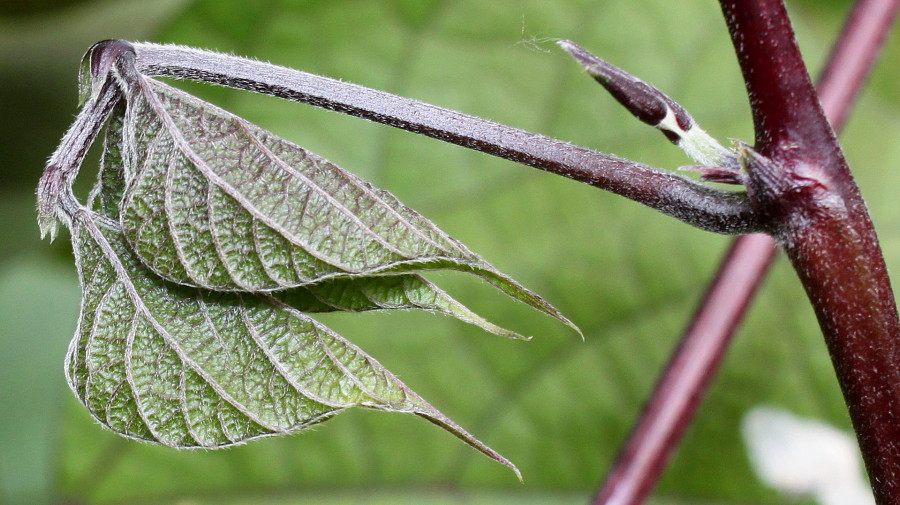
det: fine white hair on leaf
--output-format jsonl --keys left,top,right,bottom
{"left": 741, "top": 406, "right": 874, "bottom": 505}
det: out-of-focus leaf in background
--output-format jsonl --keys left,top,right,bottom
{"left": 2, "top": 0, "right": 898, "bottom": 504}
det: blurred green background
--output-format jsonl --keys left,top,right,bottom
{"left": 2, "top": 0, "right": 898, "bottom": 504}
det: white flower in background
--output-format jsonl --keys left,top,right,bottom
{"left": 741, "top": 406, "right": 874, "bottom": 505}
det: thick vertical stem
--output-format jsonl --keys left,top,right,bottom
{"left": 721, "top": 0, "right": 900, "bottom": 503}
{"left": 719, "top": 0, "right": 838, "bottom": 163}
{"left": 592, "top": 0, "right": 900, "bottom": 503}
{"left": 776, "top": 187, "right": 900, "bottom": 504}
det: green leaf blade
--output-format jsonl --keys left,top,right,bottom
{"left": 113, "top": 76, "right": 575, "bottom": 333}
{"left": 120, "top": 78, "right": 461, "bottom": 288}
{"left": 68, "top": 218, "right": 341, "bottom": 444}
{"left": 65, "top": 212, "right": 518, "bottom": 475}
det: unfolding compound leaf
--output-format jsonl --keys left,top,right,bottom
{"left": 65, "top": 211, "right": 519, "bottom": 475}
{"left": 40, "top": 40, "right": 581, "bottom": 480}
{"left": 113, "top": 74, "right": 576, "bottom": 332}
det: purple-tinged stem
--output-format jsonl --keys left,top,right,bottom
{"left": 37, "top": 79, "right": 121, "bottom": 241}
{"left": 592, "top": 1, "right": 900, "bottom": 503}
{"left": 720, "top": 1, "right": 839, "bottom": 165}
{"left": 723, "top": 0, "right": 900, "bottom": 503}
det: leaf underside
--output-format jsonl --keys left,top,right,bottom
{"left": 94, "top": 101, "right": 527, "bottom": 338}
{"left": 66, "top": 213, "right": 517, "bottom": 476}
{"left": 66, "top": 119, "right": 522, "bottom": 472}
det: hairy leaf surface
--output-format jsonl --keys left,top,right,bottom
{"left": 113, "top": 75, "right": 575, "bottom": 333}
{"left": 92, "top": 105, "right": 525, "bottom": 338}
{"left": 65, "top": 209, "right": 518, "bottom": 474}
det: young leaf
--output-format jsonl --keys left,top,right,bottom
{"left": 92, "top": 104, "right": 527, "bottom": 339}
{"left": 65, "top": 210, "right": 520, "bottom": 477}
{"left": 112, "top": 74, "right": 577, "bottom": 334}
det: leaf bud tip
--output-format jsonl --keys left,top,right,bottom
{"left": 79, "top": 40, "right": 136, "bottom": 105}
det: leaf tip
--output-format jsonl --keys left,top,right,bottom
{"left": 572, "top": 322, "right": 585, "bottom": 342}
{"left": 556, "top": 314, "right": 584, "bottom": 341}
{"left": 512, "top": 463, "right": 524, "bottom": 483}
{"left": 413, "top": 409, "right": 523, "bottom": 481}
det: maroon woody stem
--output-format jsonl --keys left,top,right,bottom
{"left": 727, "top": 0, "right": 900, "bottom": 502}
{"left": 720, "top": 1, "right": 837, "bottom": 163}
{"left": 722, "top": 1, "right": 900, "bottom": 504}
{"left": 592, "top": 1, "right": 900, "bottom": 504}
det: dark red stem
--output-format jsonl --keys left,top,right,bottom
{"left": 726, "top": 0, "right": 900, "bottom": 503}
{"left": 592, "top": 0, "right": 900, "bottom": 503}
{"left": 722, "top": 1, "right": 837, "bottom": 164}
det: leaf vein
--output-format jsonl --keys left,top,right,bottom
{"left": 79, "top": 215, "right": 282, "bottom": 433}
{"left": 238, "top": 300, "right": 349, "bottom": 408}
